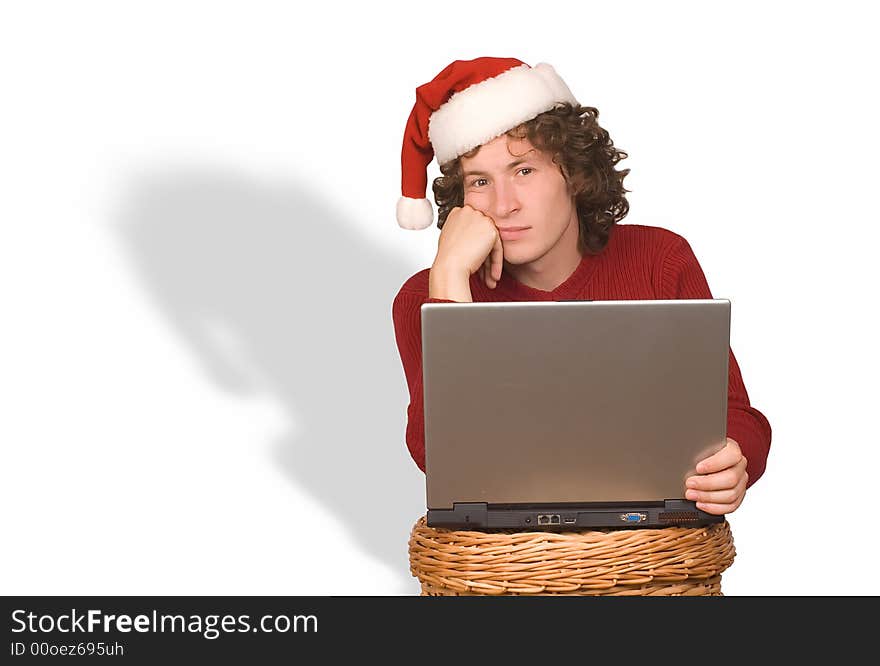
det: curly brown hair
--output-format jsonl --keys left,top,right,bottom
{"left": 432, "top": 102, "right": 631, "bottom": 254}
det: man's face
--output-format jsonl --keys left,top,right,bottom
{"left": 460, "top": 133, "right": 578, "bottom": 265}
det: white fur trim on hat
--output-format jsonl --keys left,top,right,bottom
{"left": 427, "top": 63, "right": 579, "bottom": 165}
{"left": 396, "top": 196, "right": 434, "bottom": 230}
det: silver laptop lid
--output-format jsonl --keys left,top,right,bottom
{"left": 421, "top": 300, "right": 730, "bottom": 509}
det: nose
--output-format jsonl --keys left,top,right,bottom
{"left": 492, "top": 179, "right": 520, "bottom": 219}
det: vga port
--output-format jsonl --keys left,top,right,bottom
{"left": 620, "top": 512, "right": 647, "bottom": 523}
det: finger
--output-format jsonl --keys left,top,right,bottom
{"left": 695, "top": 438, "right": 743, "bottom": 474}
{"left": 689, "top": 475, "right": 748, "bottom": 515}
{"left": 694, "top": 500, "right": 738, "bottom": 516}
{"left": 696, "top": 488, "right": 746, "bottom": 516}
{"left": 490, "top": 232, "right": 504, "bottom": 283}
{"left": 686, "top": 458, "right": 746, "bottom": 492}
{"left": 686, "top": 476, "right": 746, "bottom": 504}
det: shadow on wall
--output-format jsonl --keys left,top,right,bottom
{"left": 116, "top": 167, "right": 423, "bottom": 593}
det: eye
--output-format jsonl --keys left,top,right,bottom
{"left": 518, "top": 167, "right": 533, "bottom": 176}
{"left": 469, "top": 177, "right": 487, "bottom": 187}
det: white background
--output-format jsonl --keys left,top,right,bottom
{"left": 2, "top": 1, "right": 877, "bottom": 596}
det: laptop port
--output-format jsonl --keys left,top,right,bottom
{"left": 563, "top": 516, "right": 576, "bottom": 524}
{"left": 620, "top": 512, "right": 647, "bottom": 523}
{"left": 537, "top": 514, "right": 560, "bottom": 526}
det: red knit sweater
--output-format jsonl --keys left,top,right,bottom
{"left": 392, "top": 223, "right": 772, "bottom": 488}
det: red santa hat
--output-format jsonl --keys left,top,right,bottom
{"left": 397, "top": 57, "right": 579, "bottom": 230}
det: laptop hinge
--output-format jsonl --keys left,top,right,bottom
{"left": 426, "top": 503, "right": 488, "bottom": 528}
{"left": 661, "top": 499, "right": 725, "bottom": 524}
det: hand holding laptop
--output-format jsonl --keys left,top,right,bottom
{"left": 685, "top": 437, "right": 748, "bottom": 515}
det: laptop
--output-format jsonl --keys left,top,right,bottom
{"left": 420, "top": 299, "right": 730, "bottom": 529}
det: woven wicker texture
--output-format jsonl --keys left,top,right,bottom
{"left": 409, "top": 515, "right": 735, "bottom": 596}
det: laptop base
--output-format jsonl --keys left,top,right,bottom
{"left": 427, "top": 500, "right": 725, "bottom": 529}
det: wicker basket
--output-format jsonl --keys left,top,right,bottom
{"left": 409, "top": 515, "right": 735, "bottom": 596}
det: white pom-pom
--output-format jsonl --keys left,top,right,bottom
{"left": 396, "top": 197, "right": 434, "bottom": 230}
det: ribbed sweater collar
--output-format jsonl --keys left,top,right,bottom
{"left": 492, "top": 247, "right": 603, "bottom": 301}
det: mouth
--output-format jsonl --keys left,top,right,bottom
{"left": 499, "top": 226, "right": 530, "bottom": 240}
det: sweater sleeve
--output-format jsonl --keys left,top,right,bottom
{"left": 660, "top": 237, "right": 772, "bottom": 488}
{"left": 392, "top": 288, "right": 458, "bottom": 473}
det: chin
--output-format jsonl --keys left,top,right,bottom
{"left": 505, "top": 244, "right": 543, "bottom": 265}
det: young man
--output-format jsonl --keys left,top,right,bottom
{"left": 392, "top": 57, "right": 772, "bottom": 515}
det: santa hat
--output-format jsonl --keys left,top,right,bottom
{"left": 397, "top": 57, "right": 579, "bottom": 230}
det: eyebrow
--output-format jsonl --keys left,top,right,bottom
{"left": 462, "top": 151, "right": 537, "bottom": 178}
